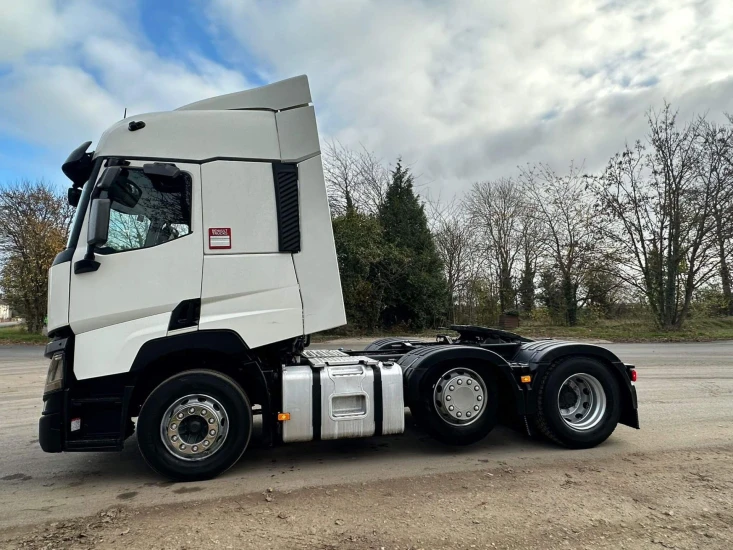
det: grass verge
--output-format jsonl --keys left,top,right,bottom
{"left": 0, "top": 326, "right": 49, "bottom": 345}
{"left": 517, "top": 316, "right": 733, "bottom": 342}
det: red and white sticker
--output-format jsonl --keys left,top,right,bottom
{"left": 208, "top": 227, "right": 232, "bottom": 249}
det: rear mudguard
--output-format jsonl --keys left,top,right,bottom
{"left": 399, "top": 345, "right": 526, "bottom": 415}
{"left": 514, "top": 340, "right": 639, "bottom": 429}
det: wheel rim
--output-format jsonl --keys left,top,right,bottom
{"left": 433, "top": 367, "right": 487, "bottom": 426}
{"left": 160, "top": 394, "right": 229, "bottom": 461}
{"left": 557, "top": 374, "right": 607, "bottom": 431}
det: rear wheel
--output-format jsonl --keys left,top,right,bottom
{"left": 534, "top": 357, "right": 620, "bottom": 449}
{"left": 137, "top": 370, "right": 252, "bottom": 481}
{"left": 410, "top": 361, "right": 498, "bottom": 446}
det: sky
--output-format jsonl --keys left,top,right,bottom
{"left": 1, "top": 0, "right": 732, "bottom": 198}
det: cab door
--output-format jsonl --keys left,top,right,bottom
{"left": 69, "top": 160, "right": 204, "bottom": 380}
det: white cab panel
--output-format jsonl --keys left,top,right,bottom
{"left": 95, "top": 111, "right": 280, "bottom": 163}
{"left": 178, "top": 75, "right": 311, "bottom": 112}
{"left": 200, "top": 254, "right": 303, "bottom": 348}
{"left": 294, "top": 155, "right": 347, "bottom": 334}
{"left": 276, "top": 106, "right": 320, "bottom": 163}
{"left": 201, "top": 161, "right": 279, "bottom": 254}
{"left": 74, "top": 313, "right": 170, "bottom": 379}
{"left": 47, "top": 262, "right": 70, "bottom": 333}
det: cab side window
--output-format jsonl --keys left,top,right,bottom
{"left": 102, "top": 169, "right": 192, "bottom": 254}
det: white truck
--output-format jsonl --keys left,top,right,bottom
{"left": 40, "top": 76, "right": 639, "bottom": 480}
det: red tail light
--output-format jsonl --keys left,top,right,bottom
{"left": 629, "top": 369, "right": 637, "bottom": 382}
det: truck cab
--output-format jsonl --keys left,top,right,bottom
{"left": 41, "top": 76, "right": 638, "bottom": 481}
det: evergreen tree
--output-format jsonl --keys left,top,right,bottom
{"left": 332, "top": 211, "right": 386, "bottom": 330}
{"left": 378, "top": 161, "right": 448, "bottom": 329}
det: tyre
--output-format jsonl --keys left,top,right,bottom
{"left": 409, "top": 360, "right": 498, "bottom": 446}
{"left": 137, "top": 370, "right": 252, "bottom": 481}
{"left": 534, "top": 357, "right": 620, "bottom": 449}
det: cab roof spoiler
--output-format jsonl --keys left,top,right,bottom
{"left": 175, "top": 75, "right": 312, "bottom": 113}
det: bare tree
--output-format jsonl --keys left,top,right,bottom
{"left": 520, "top": 163, "right": 596, "bottom": 326}
{"left": 464, "top": 178, "right": 525, "bottom": 312}
{"left": 516, "top": 206, "right": 544, "bottom": 313}
{"left": 592, "top": 105, "right": 719, "bottom": 329}
{"left": 323, "top": 141, "right": 390, "bottom": 216}
{"left": 426, "top": 196, "right": 479, "bottom": 323}
{"left": 0, "top": 180, "right": 73, "bottom": 333}
{"left": 700, "top": 117, "right": 733, "bottom": 314}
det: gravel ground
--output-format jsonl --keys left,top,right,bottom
{"left": 2, "top": 446, "right": 731, "bottom": 549}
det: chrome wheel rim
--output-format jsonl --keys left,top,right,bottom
{"left": 433, "top": 367, "right": 487, "bottom": 426}
{"left": 160, "top": 394, "right": 229, "bottom": 461}
{"left": 557, "top": 374, "right": 606, "bottom": 431}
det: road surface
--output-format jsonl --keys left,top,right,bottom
{"left": 1, "top": 340, "right": 732, "bottom": 546}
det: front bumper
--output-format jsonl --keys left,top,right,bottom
{"left": 38, "top": 335, "right": 133, "bottom": 453}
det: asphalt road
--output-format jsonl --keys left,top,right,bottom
{"left": 1, "top": 340, "right": 732, "bottom": 530}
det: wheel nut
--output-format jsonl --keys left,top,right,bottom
{"left": 192, "top": 445, "right": 198, "bottom": 452}
{"left": 209, "top": 418, "right": 215, "bottom": 424}
{"left": 171, "top": 435, "right": 178, "bottom": 442}
{"left": 200, "top": 409, "right": 207, "bottom": 415}
{"left": 177, "top": 412, "right": 184, "bottom": 419}
{"left": 477, "top": 395, "right": 483, "bottom": 401}
{"left": 210, "top": 429, "right": 216, "bottom": 436}
{"left": 449, "top": 405, "right": 454, "bottom": 411}
{"left": 457, "top": 379, "right": 463, "bottom": 385}
{"left": 449, "top": 385, "right": 455, "bottom": 391}
{"left": 467, "top": 379, "right": 473, "bottom": 385}
{"left": 474, "top": 385, "right": 480, "bottom": 391}
{"left": 474, "top": 405, "right": 479, "bottom": 411}
{"left": 171, "top": 423, "right": 177, "bottom": 430}
{"left": 466, "top": 412, "right": 471, "bottom": 418}
{"left": 456, "top": 412, "right": 462, "bottom": 417}
{"left": 203, "top": 440, "right": 210, "bottom": 446}
{"left": 446, "top": 395, "right": 452, "bottom": 401}
{"left": 179, "top": 444, "right": 186, "bottom": 450}
{"left": 189, "top": 407, "right": 195, "bottom": 414}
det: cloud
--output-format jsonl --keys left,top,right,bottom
{"left": 1, "top": 0, "right": 733, "bottom": 193}
{"left": 206, "top": 0, "right": 733, "bottom": 195}
{"left": 0, "top": 0, "right": 249, "bottom": 181}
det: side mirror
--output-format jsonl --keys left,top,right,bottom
{"left": 87, "top": 198, "right": 111, "bottom": 247}
{"left": 62, "top": 141, "right": 94, "bottom": 186}
{"left": 67, "top": 187, "right": 82, "bottom": 208}
{"left": 74, "top": 198, "right": 110, "bottom": 275}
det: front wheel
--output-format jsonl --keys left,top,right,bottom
{"left": 534, "top": 357, "right": 621, "bottom": 449}
{"left": 137, "top": 370, "right": 252, "bottom": 481}
{"left": 409, "top": 361, "right": 498, "bottom": 446}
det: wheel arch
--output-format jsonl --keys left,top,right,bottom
{"left": 402, "top": 345, "right": 524, "bottom": 415}
{"left": 127, "top": 330, "right": 270, "bottom": 419}
{"left": 519, "top": 342, "right": 638, "bottom": 429}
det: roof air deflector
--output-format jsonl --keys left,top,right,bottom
{"left": 176, "top": 75, "right": 312, "bottom": 112}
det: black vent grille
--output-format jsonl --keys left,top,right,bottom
{"left": 272, "top": 163, "right": 301, "bottom": 253}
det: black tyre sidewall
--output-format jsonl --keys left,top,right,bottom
{"left": 539, "top": 358, "right": 621, "bottom": 448}
{"left": 137, "top": 370, "right": 252, "bottom": 481}
{"left": 412, "top": 360, "right": 498, "bottom": 446}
